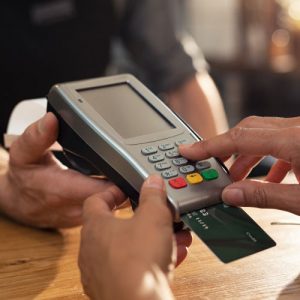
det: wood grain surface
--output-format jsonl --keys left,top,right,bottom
{"left": 0, "top": 174, "right": 300, "bottom": 299}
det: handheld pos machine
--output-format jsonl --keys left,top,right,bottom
{"left": 47, "top": 74, "right": 275, "bottom": 263}
{"left": 47, "top": 74, "right": 230, "bottom": 218}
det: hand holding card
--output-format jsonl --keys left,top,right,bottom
{"left": 180, "top": 116, "right": 300, "bottom": 262}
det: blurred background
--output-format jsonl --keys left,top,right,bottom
{"left": 112, "top": 0, "right": 300, "bottom": 127}
{"left": 184, "top": 0, "right": 300, "bottom": 126}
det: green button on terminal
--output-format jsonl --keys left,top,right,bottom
{"left": 201, "top": 169, "right": 219, "bottom": 181}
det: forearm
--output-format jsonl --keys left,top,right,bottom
{"left": 166, "top": 72, "right": 228, "bottom": 139}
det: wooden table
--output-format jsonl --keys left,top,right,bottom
{"left": 1, "top": 189, "right": 300, "bottom": 299}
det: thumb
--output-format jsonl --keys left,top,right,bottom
{"left": 136, "top": 175, "right": 172, "bottom": 227}
{"left": 9, "top": 112, "right": 58, "bottom": 165}
{"left": 222, "top": 180, "right": 300, "bottom": 215}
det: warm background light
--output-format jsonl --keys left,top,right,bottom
{"left": 288, "top": 0, "right": 300, "bottom": 21}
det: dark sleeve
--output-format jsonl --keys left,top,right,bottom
{"left": 119, "top": 0, "right": 207, "bottom": 94}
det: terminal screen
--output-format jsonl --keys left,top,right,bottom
{"left": 78, "top": 84, "right": 174, "bottom": 139}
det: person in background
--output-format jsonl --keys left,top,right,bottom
{"left": 79, "top": 115, "right": 300, "bottom": 300}
{"left": 0, "top": 0, "right": 226, "bottom": 247}
{"left": 1, "top": 0, "right": 227, "bottom": 145}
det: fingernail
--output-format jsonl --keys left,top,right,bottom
{"left": 66, "top": 207, "right": 83, "bottom": 217}
{"left": 145, "top": 175, "right": 165, "bottom": 190}
{"left": 38, "top": 114, "right": 48, "bottom": 134}
{"left": 222, "top": 188, "right": 244, "bottom": 206}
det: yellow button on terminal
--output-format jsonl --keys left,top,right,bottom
{"left": 186, "top": 173, "right": 203, "bottom": 185}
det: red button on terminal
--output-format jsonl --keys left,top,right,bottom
{"left": 169, "top": 177, "right": 187, "bottom": 189}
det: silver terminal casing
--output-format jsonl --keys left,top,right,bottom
{"left": 47, "top": 74, "right": 232, "bottom": 221}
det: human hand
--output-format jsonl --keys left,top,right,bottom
{"left": 79, "top": 175, "right": 192, "bottom": 300}
{"left": 0, "top": 113, "right": 126, "bottom": 228}
{"left": 180, "top": 116, "right": 300, "bottom": 215}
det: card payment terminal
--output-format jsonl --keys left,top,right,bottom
{"left": 47, "top": 74, "right": 232, "bottom": 220}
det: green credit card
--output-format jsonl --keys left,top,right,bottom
{"left": 181, "top": 203, "right": 276, "bottom": 263}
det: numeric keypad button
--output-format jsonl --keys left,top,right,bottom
{"left": 161, "top": 169, "right": 178, "bottom": 179}
{"left": 155, "top": 161, "right": 171, "bottom": 171}
{"left": 165, "top": 149, "right": 180, "bottom": 158}
{"left": 195, "top": 161, "right": 211, "bottom": 171}
{"left": 141, "top": 146, "right": 157, "bottom": 155}
{"left": 148, "top": 154, "right": 164, "bottom": 163}
{"left": 179, "top": 165, "right": 195, "bottom": 174}
{"left": 172, "top": 157, "right": 188, "bottom": 166}
{"left": 158, "top": 143, "right": 174, "bottom": 151}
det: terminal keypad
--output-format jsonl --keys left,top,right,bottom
{"left": 141, "top": 139, "right": 219, "bottom": 190}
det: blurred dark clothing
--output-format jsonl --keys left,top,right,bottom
{"left": 1, "top": 0, "right": 114, "bottom": 142}
{"left": 114, "top": 0, "right": 206, "bottom": 93}
{"left": 1, "top": 0, "right": 204, "bottom": 144}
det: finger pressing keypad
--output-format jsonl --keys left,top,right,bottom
{"left": 141, "top": 140, "right": 219, "bottom": 190}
